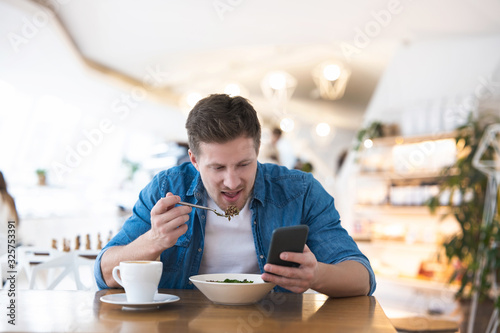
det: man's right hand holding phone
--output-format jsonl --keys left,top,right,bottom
{"left": 262, "top": 244, "right": 320, "bottom": 294}
{"left": 261, "top": 224, "right": 370, "bottom": 297}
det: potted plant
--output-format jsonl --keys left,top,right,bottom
{"left": 427, "top": 112, "right": 500, "bottom": 332}
{"left": 353, "top": 121, "right": 401, "bottom": 152}
{"left": 36, "top": 169, "right": 47, "bottom": 186}
{"left": 353, "top": 121, "right": 384, "bottom": 151}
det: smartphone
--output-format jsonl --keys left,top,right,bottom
{"left": 266, "top": 225, "right": 309, "bottom": 267}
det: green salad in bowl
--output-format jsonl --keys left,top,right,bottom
{"left": 189, "top": 273, "right": 275, "bottom": 305}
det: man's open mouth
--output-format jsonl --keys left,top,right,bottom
{"left": 222, "top": 189, "right": 242, "bottom": 200}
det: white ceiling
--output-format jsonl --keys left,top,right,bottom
{"left": 18, "top": 0, "right": 500, "bottom": 129}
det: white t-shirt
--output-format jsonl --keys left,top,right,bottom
{"left": 198, "top": 198, "right": 260, "bottom": 274}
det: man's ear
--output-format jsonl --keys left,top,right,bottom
{"left": 188, "top": 150, "right": 200, "bottom": 171}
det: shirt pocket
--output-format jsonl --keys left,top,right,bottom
{"left": 160, "top": 233, "right": 191, "bottom": 272}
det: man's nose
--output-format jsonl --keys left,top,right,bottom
{"left": 223, "top": 169, "right": 240, "bottom": 189}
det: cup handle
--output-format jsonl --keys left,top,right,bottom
{"left": 112, "top": 266, "right": 124, "bottom": 287}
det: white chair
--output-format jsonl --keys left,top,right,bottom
{"left": 17, "top": 246, "right": 97, "bottom": 290}
{"left": 29, "top": 250, "right": 98, "bottom": 290}
{"left": 16, "top": 246, "right": 64, "bottom": 288}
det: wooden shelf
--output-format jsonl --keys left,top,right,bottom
{"left": 358, "top": 170, "right": 445, "bottom": 181}
{"left": 355, "top": 239, "right": 441, "bottom": 250}
{"left": 360, "top": 168, "right": 458, "bottom": 179}
{"left": 354, "top": 204, "right": 449, "bottom": 215}
{"left": 351, "top": 130, "right": 460, "bottom": 295}
{"left": 367, "top": 132, "right": 457, "bottom": 147}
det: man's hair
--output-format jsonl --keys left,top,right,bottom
{"left": 185, "top": 94, "right": 261, "bottom": 156}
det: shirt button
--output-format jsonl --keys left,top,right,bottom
{"left": 253, "top": 221, "right": 257, "bottom": 225}
{"left": 259, "top": 255, "right": 264, "bottom": 259}
{"left": 188, "top": 281, "right": 193, "bottom": 285}
{"left": 198, "top": 248, "right": 202, "bottom": 252}
{"left": 201, "top": 215, "right": 205, "bottom": 220}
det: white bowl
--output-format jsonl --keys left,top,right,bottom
{"left": 189, "top": 273, "right": 276, "bottom": 305}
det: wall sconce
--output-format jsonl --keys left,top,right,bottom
{"left": 312, "top": 62, "right": 351, "bottom": 100}
{"left": 261, "top": 70, "right": 297, "bottom": 114}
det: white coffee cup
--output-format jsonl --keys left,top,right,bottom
{"left": 112, "top": 261, "right": 163, "bottom": 303}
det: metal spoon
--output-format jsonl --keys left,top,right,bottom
{"left": 178, "top": 201, "right": 230, "bottom": 218}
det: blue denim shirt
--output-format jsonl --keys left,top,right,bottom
{"left": 95, "top": 162, "right": 376, "bottom": 295}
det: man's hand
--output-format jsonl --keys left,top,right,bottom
{"left": 101, "top": 192, "right": 191, "bottom": 287}
{"left": 261, "top": 245, "right": 371, "bottom": 297}
{"left": 147, "top": 192, "right": 191, "bottom": 252}
{"left": 261, "top": 245, "right": 319, "bottom": 293}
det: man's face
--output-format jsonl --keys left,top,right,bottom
{"left": 189, "top": 135, "right": 258, "bottom": 211}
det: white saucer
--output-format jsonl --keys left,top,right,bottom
{"left": 100, "top": 293, "right": 180, "bottom": 309}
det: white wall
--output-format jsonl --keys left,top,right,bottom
{"left": 362, "top": 35, "right": 500, "bottom": 133}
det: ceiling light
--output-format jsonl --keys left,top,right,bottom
{"left": 261, "top": 71, "right": 297, "bottom": 115}
{"left": 223, "top": 82, "right": 249, "bottom": 98}
{"left": 224, "top": 83, "right": 241, "bottom": 96}
{"left": 280, "top": 117, "right": 295, "bottom": 133}
{"left": 323, "top": 64, "right": 341, "bottom": 81}
{"left": 186, "top": 92, "right": 202, "bottom": 108}
{"left": 268, "top": 72, "right": 287, "bottom": 90}
{"left": 262, "top": 71, "right": 296, "bottom": 92}
{"left": 316, "top": 123, "right": 331, "bottom": 137}
{"left": 312, "top": 61, "right": 351, "bottom": 100}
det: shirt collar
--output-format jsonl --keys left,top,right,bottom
{"left": 186, "top": 166, "right": 206, "bottom": 205}
{"left": 251, "top": 162, "right": 266, "bottom": 207}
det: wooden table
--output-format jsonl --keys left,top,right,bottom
{"left": 1, "top": 289, "right": 397, "bottom": 332}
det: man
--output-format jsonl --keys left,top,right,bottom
{"left": 95, "top": 94, "right": 375, "bottom": 297}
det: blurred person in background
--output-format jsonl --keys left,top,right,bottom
{"left": 260, "top": 127, "right": 282, "bottom": 164}
{"left": 0, "top": 171, "right": 19, "bottom": 283}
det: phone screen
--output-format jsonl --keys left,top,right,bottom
{"left": 266, "top": 225, "right": 309, "bottom": 267}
